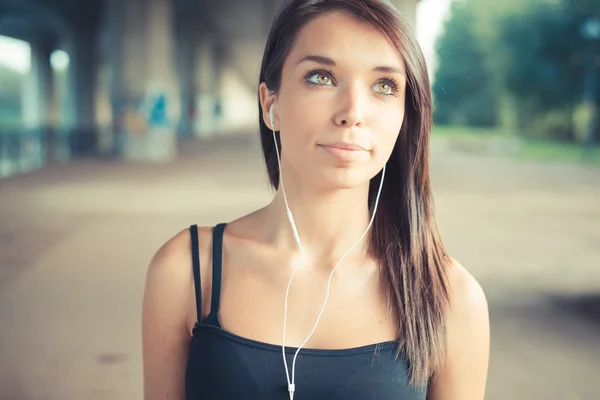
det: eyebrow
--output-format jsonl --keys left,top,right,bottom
{"left": 297, "top": 55, "right": 405, "bottom": 75}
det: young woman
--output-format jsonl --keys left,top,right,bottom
{"left": 142, "top": 1, "right": 490, "bottom": 399}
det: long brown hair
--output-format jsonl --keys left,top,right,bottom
{"left": 257, "top": 0, "right": 450, "bottom": 387}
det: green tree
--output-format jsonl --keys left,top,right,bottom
{"left": 494, "top": 0, "right": 598, "bottom": 141}
{"left": 433, "top": 1, "right": 499, "bottom": 127}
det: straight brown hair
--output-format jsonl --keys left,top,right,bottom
{"left": 257, "top": 0, "right": 450, "bottom": 387}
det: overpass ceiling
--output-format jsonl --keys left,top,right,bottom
{"left": 1, "top": 0, "right": 413, "bottom": 43}
{"left": 0, "top": 0, "right": 103, "bottom": 43}
{"left": 0, "top": 13, "right": 56, "bottom": 42}
{"left": 0, "top": 0, "right": 268, "bottom": 50}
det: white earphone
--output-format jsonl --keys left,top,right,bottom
{"left": 269, "top": 104, "right": 276, "bottom": 130}
{"left": 269, "top": 103, "right": 386, "bottom": 400}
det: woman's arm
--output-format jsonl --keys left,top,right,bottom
{"left": 142, "top": 231, "right": 194, "bottom": 400}
{"left": 427, "top": 259, "right": 490, "bottom": 400}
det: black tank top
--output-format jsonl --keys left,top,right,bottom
{"left": 185, "top": 223, "right": 428, "bottom": 399}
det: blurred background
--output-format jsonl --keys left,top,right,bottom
{"left": 0, "top": 0, "right": 598, "bottom": 398}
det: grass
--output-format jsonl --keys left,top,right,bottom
{"left": 431, "top": 125, "right": 600, "bottom": 166}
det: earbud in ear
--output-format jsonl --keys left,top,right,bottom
{"left": 269, "top": 105, "right": 276, "bottom": 130}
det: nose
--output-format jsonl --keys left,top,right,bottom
{"left": 333, "top": 83, "right": 366, "bottom": 128}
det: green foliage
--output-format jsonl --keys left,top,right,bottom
{"left": 433, "top": 0, "right": 600, "bottom": 143}
{"left": 495, "top": 1, "right": 587, "bottom": 125}
{"left": 493, "top": 0, "right": 600, "bottom": 141}
{"left": 433, "top": 1, "right": 499, "bottom": 127}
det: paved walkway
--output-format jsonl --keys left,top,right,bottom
{"left": 0, "top": 132, "right": 599, "bottom": 399}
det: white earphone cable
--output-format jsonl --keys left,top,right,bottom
{"left": 270, "top": 107, "right": 385, "bottom": 400}
{"left": 271, "top": 114, "right": 305, "bottom": 396}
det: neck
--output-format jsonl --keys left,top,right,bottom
{"left": 260, "top": 162, "right": 377, "bottom": 268}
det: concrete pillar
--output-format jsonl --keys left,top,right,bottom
{"left": 211, "top": 37, "right": 225, "bottom": 121}
{"left": 105, "top": 0, "right": 179, "bottom": 161}
{"left": 22, "top": 39, "right": 54, "bottom": 136}
{"left": 175, "top": 24, "right": 198, "bottom": 138}
{"left": 195, "top": 34, "right": 225, "bottom": 136}
{"left": 21, "top": 39, "right": 55, "bottom": 166}
{"left": 65, "top": 25, "right": 99, "bottom": 156}
{"left": 104, "top": 0, "right": 143, "bottom": 157}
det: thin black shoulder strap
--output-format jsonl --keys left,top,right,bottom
{"left": 205, "top": 223, "right": 226, "bottom": 327}
{"left": 189, "top": 224, "right": 202, "bottom": 324}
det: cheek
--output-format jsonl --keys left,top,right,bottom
{"left": 282, "top": 99, "right": 324, "bottom": 134}
{"left": 278, "top": 80, "right": 333, "bottom": 137}
{"left": 277, "top": 116, "right": 314, "bottom": 167}
{"left": 374, "top": 109, "right": 404, "bottom": 160}
{"left": 278, "top": 99, "right": 323, "bottom": 152}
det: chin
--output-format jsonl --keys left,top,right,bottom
{"left": 318, "top": 167, "right": 373, "bottom": 191}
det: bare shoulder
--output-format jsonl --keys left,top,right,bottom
{"left": 142, "top": 225, "right": 215, "bottom": 400}
{"left": 427, "top": 257, "right": 490, "bottom": 400}
{"left": 444, "top": 257, "right": 489, "bottom": 354}
{"left": 145, "top": 228, "right": 195, "bottom": 302}
{"left": 445, "top": 257, "right": 488, "bottom": 320}
{"left": 147, "top": 228, "right": 192, "bottom": 279}
{"left": 146, "top": 225, "right": 213, "bottom": 284}
{"left": 144, "top": 225, "right": 216, "bottom": 325}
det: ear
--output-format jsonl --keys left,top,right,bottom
{"left": 259, "top": 82, "right": 277, "bottom": 131}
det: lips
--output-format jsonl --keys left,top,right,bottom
{"left": 319, "top": 142, "right": 367, "bottom": 151}
{"left": 317, "top": 141, "right": 370, "bottom": 161}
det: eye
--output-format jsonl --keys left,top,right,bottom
{"left": 374, "top": 82, "right": 392, "bottom": 95}
{"left": 305, "top": 69, "right": 334, "bottom": 86}
{"left": 373, "top": 79, "right": 399, "bottom": 97}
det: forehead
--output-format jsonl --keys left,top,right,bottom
{"left": 286, "top": 11, "right": 405, "bottom": 72}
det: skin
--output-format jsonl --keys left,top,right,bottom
{"left": 142, "top": 11, "right": 490, "bottom": 400}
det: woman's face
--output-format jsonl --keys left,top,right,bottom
{"left": 261, "top": 11, "right": 407, "bottom": 190}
